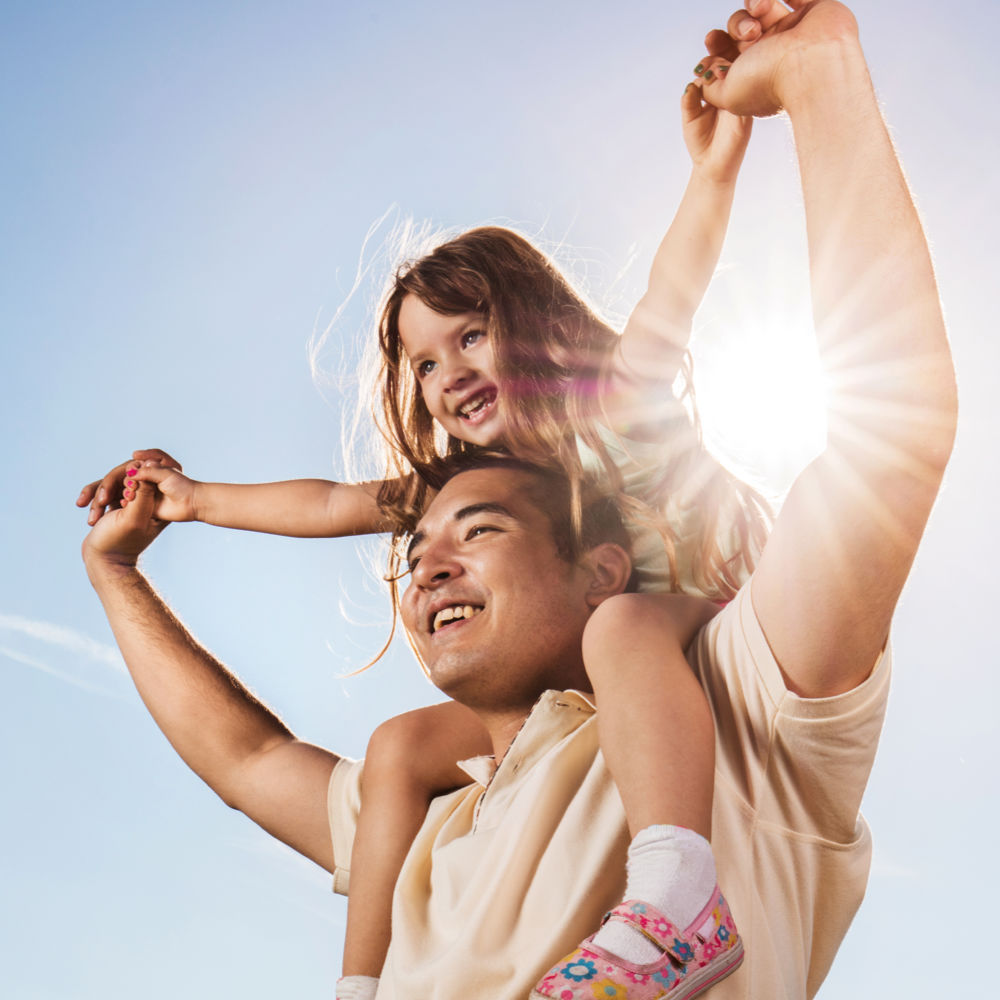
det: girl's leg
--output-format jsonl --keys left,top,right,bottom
{"left": 584, "top": 591, "right": 718, "bottom": 841}
{"left": 338, "top": 701, "right": 491, "bottom": 995}
{"left": 534, "top": 591, "right": 742, "bottom": 1000}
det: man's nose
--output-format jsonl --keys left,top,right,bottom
{"left": 411, "top": 542, "right": 462, "bottom": 590}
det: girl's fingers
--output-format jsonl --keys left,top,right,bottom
{"left": 133, "top": 463, "right": 175, "bottom": 484}
{"left": 693, "top": 55, "right": 733, "bottom": 86}
{"left": 81, "top": 451, "right": 177, "bottom": 525}
{"left": 682, "top": 81, "right": 705, "bottom": 120}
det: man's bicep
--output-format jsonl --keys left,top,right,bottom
{"left": 233, "top": 739, "right": 350, "bottom": 874}
{"left": 750, "top": 445, "right": 943, "bottom": 699}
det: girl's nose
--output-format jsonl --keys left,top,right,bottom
{"left": 441, "top": 360, "right": 476, "bottom": 393}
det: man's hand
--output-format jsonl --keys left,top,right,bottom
{"left": 695, "top": 1, "right": 861, "bottom": 118}
{"left": 81, "top": 476, "right": 169, "bottom": 573}
{"left": 77, "top": 447, "right": 181, "bottom": 526}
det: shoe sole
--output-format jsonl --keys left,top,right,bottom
{"left": 529, "top": 937, "right": 744, "bottom": 1000}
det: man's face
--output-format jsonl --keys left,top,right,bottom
{"left": 401, "top": 468, "right": 593, "bottom": 709}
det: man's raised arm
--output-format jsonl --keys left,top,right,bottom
{"left": 82, "top": 476, "right": 340, "bottom": 870}
{"left": 701, "top": 0, "right": 958, "bottom": 697}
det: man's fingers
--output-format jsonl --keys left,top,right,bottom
{"left": 77, "top": 479, "right": 100, "bottom": 508}
{"left": 726, "top": 9, "right": 762, "bottom": 44}
{"left": 84, "top": 461, "right": 129, "bottom": 524}
{"left": 132, "top": 448, "right": 182, "bottom": 472}
{"left": 704, "top": 28, "right": 741, "bottom": 62}
{"left": 725, "top": 0, "right": 790, "bottom": 47}
{"left": 745, "top": 0, "right": 792, "bottom": 31}
{"left": 124, "top": 479, "right": 167, "bottom": 533}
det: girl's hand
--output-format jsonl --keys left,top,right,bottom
{"left": 77, "top": 448, "right": 182, "bottom": 526}
{"left": 681, "top": 81, "right": 752, "bottom": 185}
{"left": 124, "top": 462, "right": 200, "bottom": 523}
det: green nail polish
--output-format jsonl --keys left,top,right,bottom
{"left": 704, "top": 70, "right": 714, "bottom": 81}
{"left": 694, "top": 63, "right": 704, "bottom": 74}
{"left": 719, "top": 65, "right": 730, "bottom": 75}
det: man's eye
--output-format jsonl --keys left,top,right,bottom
{"left": 461, "top": 330, "right": 485, "bottom": 349}
{"left": 465, "top": 524, "right": 495, "bottom": 540}
{"left": 417, "top": 360, "right": 436, "bottom": 377}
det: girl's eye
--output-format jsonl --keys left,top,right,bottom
{"left": 416, "top": 359, "right": 437, "bottom": 377}
{"left": 461, "top": 329, "right": 485, "bottom": 349}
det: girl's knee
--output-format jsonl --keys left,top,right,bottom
{"left": 364, "top": 703, "right": 488, "bottom": 794}
{"left": 582, "top": 592, "right": 718, "bottom": 685}
{"left": 366, "top": 707, "right": 440, "bottom": 780}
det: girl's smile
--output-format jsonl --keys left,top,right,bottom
{"left": 398, "top": 293, "right": 506, "bottom": 447}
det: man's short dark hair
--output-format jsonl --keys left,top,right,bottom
{"left": 415, "top": 451, "right": 638, "bottom": 591}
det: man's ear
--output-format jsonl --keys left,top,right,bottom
{"left": 580, "top": 543, "right": 633, "bottom": 607}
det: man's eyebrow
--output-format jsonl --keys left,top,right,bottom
{"left": 406, "top": 530, "right": 425, "bottom": 564}
{"left": 406, "top": 502, "right": 517, "bottom": 563}
{"left": 454, "top": 501, "right": 516, "bottom": 523}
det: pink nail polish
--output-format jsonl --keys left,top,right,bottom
{"left": 126, "top": 467, "right": 137, "bottom": 476}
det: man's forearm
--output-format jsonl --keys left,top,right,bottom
{"left": 86, "top": 557, "right": 294, "bottom": 807}
{"left": 784, "top": 38, "right": 957, "bottom": 459}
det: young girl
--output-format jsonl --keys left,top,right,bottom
{"left": 79, "top": 80, "right": 766, "bottom": 1000}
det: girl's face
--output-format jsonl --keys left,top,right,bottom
{"left": 398, "top": 293, "right": 506, "bottom": 447}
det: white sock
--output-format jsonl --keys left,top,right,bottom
{"left": 336, "top": 975, "right": 379, "bottom": 1000}
{"left": 592, "top": 825, "right": 717, "bottom": 965}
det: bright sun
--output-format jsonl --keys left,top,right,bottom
{"left": 690, "top": 309, "right": 828, "bottom": 500}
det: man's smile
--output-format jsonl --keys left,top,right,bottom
{"left": 430, "top": 603, "right": 484, "bottom": 635}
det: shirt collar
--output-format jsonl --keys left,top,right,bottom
{"left": 456, "top": 689, "right": 595, "bottom": 788}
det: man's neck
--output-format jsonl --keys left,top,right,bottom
{"left": 477, "top": 707, "right": 533, "bottom": 762}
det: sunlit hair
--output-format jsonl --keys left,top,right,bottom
{"left": 370, "top": 225, "right": 771, "bottom": 603}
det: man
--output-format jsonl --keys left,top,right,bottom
{"left": 82, "top": 1, "right": 956, "bottom": 997}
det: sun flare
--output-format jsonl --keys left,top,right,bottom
{"left": 691, "top": 312, "right": 828, "bottom": 500}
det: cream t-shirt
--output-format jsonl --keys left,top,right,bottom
{"left": 328, "top": 582, "right": 890, "bottom": 998}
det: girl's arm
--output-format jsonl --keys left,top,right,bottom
{"left": 605, "top": 84, "right": 752, "bottom": 439}
{"left": 344, "top": 702, "right": 491, "bottom": 978}
{"left": 133, "top": 464, "right": 387, "bottom": 537}
{"left": 78, "top": 448, "right": 389, "bottom": 538}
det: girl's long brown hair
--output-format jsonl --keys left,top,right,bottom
{"left": 371, "top": 225, "right": 771, "bottom": 601}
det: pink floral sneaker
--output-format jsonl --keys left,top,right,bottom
{"left": 531, "top": 888, "right": 743, "bottom": 1000}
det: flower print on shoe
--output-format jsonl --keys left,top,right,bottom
{"left": 530, "top": 887, "right": 743, "bottom": 1000}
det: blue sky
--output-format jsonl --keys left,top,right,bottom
{"left": 2, "top": 1, "right": 997, "bottom": 996}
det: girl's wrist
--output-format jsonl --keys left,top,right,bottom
{"left": 190, "top": 481, "right": 205, "bottom": 523}
{"left": 688, "top": 163, "right": 739, "bottom": 190}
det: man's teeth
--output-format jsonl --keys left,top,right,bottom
{"left": 432, "top": 605, "right": 481, "bottom": 632}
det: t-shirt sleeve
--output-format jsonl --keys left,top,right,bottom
{"left": 693, "top": 582, "right": 891, "bottom": 844}
{"left": 327, "top": 756, "right": 363, "bottom": 895}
